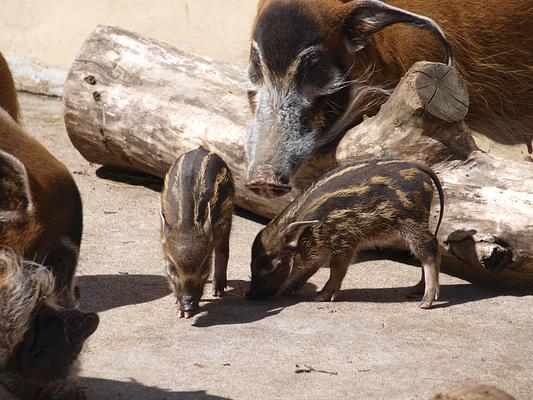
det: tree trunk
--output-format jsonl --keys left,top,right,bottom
{"left": 64, "top": 26, "right": 533, "bottom": 290}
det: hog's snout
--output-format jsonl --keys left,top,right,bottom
{"left": 178, "top": 295, "right": 200, "bottom": 319}
{"left": 246, "top": 165, "right": 292, "bottom": 198}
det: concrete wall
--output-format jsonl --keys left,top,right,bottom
{"left": 0, "top": 0, "right": 258, "bottom": 70}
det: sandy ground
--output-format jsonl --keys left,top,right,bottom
{"left": 20, "top": 93, "right": 532, "bottom": 399}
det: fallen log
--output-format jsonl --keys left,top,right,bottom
{"left": 63, "top": 26, "right": 532, "bottom": 289}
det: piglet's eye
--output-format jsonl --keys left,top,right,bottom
{"left": 249, "top": 47, "right": 263, "bottom": 84}
{"left": 202, "top": 262, "right": 211, "bottom": 274}
{"left": 166, "top": 262, "right": 177, "bottom": 277}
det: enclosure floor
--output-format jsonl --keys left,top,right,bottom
{"left": 21, "top": 93, "right": 532, "bottom": 399}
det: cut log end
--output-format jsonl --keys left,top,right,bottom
{"left": 414, "top": 62, "right": 469, "bottom": 122}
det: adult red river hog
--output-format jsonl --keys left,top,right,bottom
{"left": 244, "top": 0, "right": 533, "bottom": 197}
{"left": 0, "top": 51, "right": 83, "bottom": 307}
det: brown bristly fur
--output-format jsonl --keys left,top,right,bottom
{"left": 249, "top": 160, "right": 444, "bottom": 308}
{"left": 0, "top": 249, "right": 57, "bottom": 367}
{"left": 0, "top": 53, "right": 19, "bottom": 125}
{"left": 0, "top": 54, "right": 83, "bottom": 306}
{"left": 255, "top": 0, "right": 533, "bottom": 146}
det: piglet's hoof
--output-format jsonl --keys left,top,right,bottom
{"left": 212, "top": 281, "right": 226, "bottom": 298}
{"left": 419, "top": 292, "right": 438, "bottom": 309}
{"left": 314, "top": 289, "right": 336, "bottom": 302}
{"left": 419, "top": 301, "right": 433, "bottom": 310}
{"left": 178, "top": 310, "right": 195, "bottom": 319}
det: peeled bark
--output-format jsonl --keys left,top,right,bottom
{"left": 64, "top": 26, "right": 532, "bottom": 290}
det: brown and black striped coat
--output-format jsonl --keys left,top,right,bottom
{"left": 161, "top": 147, "right": 234, "bottom": 318}
{"left": 248, "top": 159, "right": 444, "bottom": 309}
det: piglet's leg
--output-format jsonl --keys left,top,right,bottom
{"left": 281, "top": 247, "right": 330, "bottom": 296}
{"left": 213, "top": 232, "right": 230, "bottom": 297}
{"left": 414, "top": 237, "right": 441, "bottom": 309}
{"left": 408, "top": 269, "right": 425, "bottom": 298}
{"left": 281, "top": 261, "right": 320, "bottom": 296}
{"left": 314, "top": 250, "right": 353, "bottom": 302}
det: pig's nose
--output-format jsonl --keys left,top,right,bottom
{"left": 178, "top": 296, "right": 199, "bottom": 319}
{"left": 180, "top": 296, "right": 198, "bottom": 312}
{"left": 245, "top": 165, "right": 292, "bottom": 198}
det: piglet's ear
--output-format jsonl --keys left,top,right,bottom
{"left": 341, "top": 0, "right": 453, "bottom": 65}
{"left": 279, "top": 220, "right": 318, "bottom": 250}
{"left": 203, "top": 202, "right": 213, "bottom": 237}
{"left": 159, "top": 206, "right": 172, "bottom": 237}
{"left": 257, "top": 0, "right": 269, "bottom": 13}
{"left": 0, "top": 149, "right": 32, "bottom": 225}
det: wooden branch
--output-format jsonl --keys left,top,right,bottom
{"left": 64, "top": 26, "right": 532, "bottom": 290}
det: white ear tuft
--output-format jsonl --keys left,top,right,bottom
{"left": 203, "top": 202, "right": 213, "bottom": 237}
{"left": 0, "top": 149, "right": 33, "bottom": 224}
{"left": 279, "top": 220, "right": 319, "bottom": 249}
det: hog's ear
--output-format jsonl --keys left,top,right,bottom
{"left": 341, "top": 0, "right": 453, "bottom": 65}
{"left": 203, "top": 203, "right": 213, "bottom": 237}
{"left": 257, "top": 0, "right": 269, "bottom": 13}
{"left": 159, "top": 206, "right": 171, "bottom": 236}
{"left": 279, "top": 220, "right": 318, "bottom": 250}
{"left": 0, "top": 149, "right": 33, "bottom": 224}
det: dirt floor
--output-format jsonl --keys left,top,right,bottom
{"left": 20, "top": 93, "right": 532, "bottom": 399}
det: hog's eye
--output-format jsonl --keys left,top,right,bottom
{"left": 166, "top": 262, "right": 177, "bottom": 277}
{"left": 248, "top": 47, "right": 263, "bottom": 84}
{"left": 202, "top": 261, "right": 210, "bottom": 275}
{"left": 299, "top": 51, "right": 332, "bottom": 91}
{"left": 302, "top": 51, "right": 321, "bottom": 71}
{"left": 256, "top": 255, "right": 273, "bottom": 271}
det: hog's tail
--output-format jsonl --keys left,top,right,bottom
{"left": 415, "top": 164, "right": 445, "bottom": 237}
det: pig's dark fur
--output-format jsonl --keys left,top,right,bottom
{"left": 161, "top": 148, "right": 235, "bottom": 317}
{"left": 248, "top": 159, "right": 444, "bottom": 309}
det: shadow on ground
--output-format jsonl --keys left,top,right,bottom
{"left": 96, "top": 166, "right": 163, "bottom": 192}
{"left": 336, "top": 283, "right": 530, "bottom": 308}
{"left": 96, "top": 166, "right": 270, "bottom": 225}
{"left": 77, "top": 274, "right": 171, "bottom": 313}
{"left": 192, "top": 279, "right": 317, "bottom": 327}
{"left": 196, "top": 279, "right": 531, "bottom": 325}
{"left": 81, "top": 377, "right": 233, "bottom": 400}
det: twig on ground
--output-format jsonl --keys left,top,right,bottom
{"left": 295, "top": 364, "right": 338, "bottom": 375}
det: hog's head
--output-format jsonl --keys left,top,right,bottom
{"left": 247, "top": 220, "right": 317, "bottom": 299}
{"left": 245, "top": 0, "right": 452, "bottom": 197}
{"left": 161, "top": 207, "right": 214, "bottom": 318}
